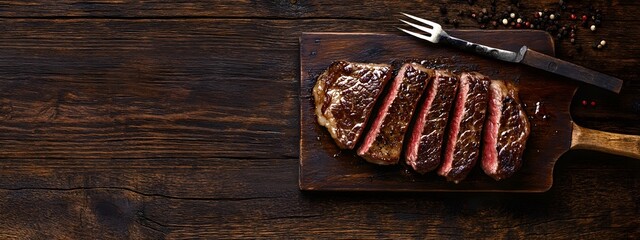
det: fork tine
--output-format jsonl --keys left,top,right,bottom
{"left": 399, "top": 19, "right": 433, "bottom": 35}
{"left": 399, "top": 13, "right": 444, "bottom": 43}
{"left": 396, "top": 28, "right": 435, "bottom": 42}
{"left": 400, "top": 12, "right": 438, "bottom": 28}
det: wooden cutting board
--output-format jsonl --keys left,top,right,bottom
{"left": 299, "top": 30, "right": 637, "bottom": 192}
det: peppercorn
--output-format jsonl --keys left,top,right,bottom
{"left": 590, "top": 25, "right": 596, "bottom": 31}
{"left": 570, "top": 14, "right": 577, "bottom": 20}
{"left": 590, "top": 101, "right": 596, "bottom": 107}
{"left": 581, "top": 15, "right": 588, "bottom": 21}
{"left": 510, "top": 13, "right": 516, "bottom": 19}
{"left": 453, "top": 19, "right": 460, "bottom": 28}
{"left": 581, "top": 100, "right": 587, "bottom": 106}
{"left": 600, "top": 40, "right": 606, "bottom": 46}
{"left": 550, "top": 14, "right": 556, "bottom": 20}
{"left": 502, "top": 18, "right": 509, "bottom": 25}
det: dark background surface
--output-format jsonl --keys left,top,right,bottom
{"left": 0, "top": 0, "right": 638, "bottom": 239}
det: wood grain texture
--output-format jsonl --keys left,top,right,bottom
{"left": 300, "top": 31, "right": 578, "bottom": 192}
{"left": 0, "top": 0, "right": 638, "bottom": 238}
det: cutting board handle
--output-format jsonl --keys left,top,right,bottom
{"left": 570, "top": 123, "right": 640, "bottom": 159}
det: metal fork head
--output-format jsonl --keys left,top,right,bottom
{"left": 398, "top": 12, "right": 445, "bottom": 43}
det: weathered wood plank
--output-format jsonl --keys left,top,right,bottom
{"left": 0, "top": 6, "right": 637, "bottom": 239}
{"left": 0, "top": 154, "right": 637, "bottom": 239}
{"left": 0, "top": 0, "right": 638, "bottom": 21}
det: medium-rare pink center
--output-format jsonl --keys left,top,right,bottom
{"left": 357, "top": 65, "right": 407, "bottom": 155}
{"left": 406, "top": 75, "right": 439, "bottom": 162}
{"left": 482, "top": 86, "right": 502, "bottom": 173}
{"left": 438, "top": 78, "right": 468, "bottom": 175}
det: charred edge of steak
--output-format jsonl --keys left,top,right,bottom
{"left": 313, "top": 61, "right": 393, "bottom": 149}
{"left": 439, "top": 72, "right": 490, "bottom": 183}
{"left": 481, "top": 80, "right": 531, "bottom": 181}
{"left": 405, "top": 70, "right": 459, "bottom": 174}
{"left": 358, "top": 63, "right": 433, "bottom": 165}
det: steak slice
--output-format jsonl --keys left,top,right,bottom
{"left": 481, "top": 80, "right": 531, "bottom": 180}
{"left": 358, "top": 63, "right": 433, "bottom": 165}
{"left": 438, "top": 72, "right": 490, "bottom": 182}
{"left": 313, "top": 61, "right": 393, "bottom": 149}
{"left": 405, "top": 70, "right": 459, "bottom": 174}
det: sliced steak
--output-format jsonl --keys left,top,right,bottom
{"left": 313, "top": 61, "right": 393, "bottom": 149}
{"left": 481, "top": 80, "right": 531, "bottom": 180}
{"left": 438, "top": 72, "right": 490, "bottom": 182}
{"left": 358, "top": 63, "right": 433, "bottom": 165}
{"left": 405, "top": 70, "right": 459, "bottom": 174}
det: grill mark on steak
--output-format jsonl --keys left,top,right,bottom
{"left": 358, "top": 63, "right": 433, "bottom": 165}
{"left": 405, "top": 70, "right": 459, "bottom": 174}
{"left": 482, "top": 80, "right": 530, "bottom": 180}
{"left": 313, "top": 61, "right": 393, "bottom": 149}
{"left": 439, "top": 72, "right": 490, "bottom": 183}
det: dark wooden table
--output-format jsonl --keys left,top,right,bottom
{"left": 0, "top": 1, "right": 638, "bottom": 239}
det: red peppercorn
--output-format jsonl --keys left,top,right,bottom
{"left": 581, "top": 100, "right": 587, "bottom": 106}
{"left": 570, "top": 14, "right": 577, "bottom": 20}
{"left": 590, "top": 101, "right": 596, "bottom": 107}
{"left": 516, "top": 23, "right": 521, "bottom": 28}
{"left": 581, "top": 15, "right": 588, "bottom": 21}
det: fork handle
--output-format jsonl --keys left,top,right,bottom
{"left": 520, "top": 48, "right": 623, "bottom": 93}
{"left": 440, "top": 35, "right": 520, "bottom": 62}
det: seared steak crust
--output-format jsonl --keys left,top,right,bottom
{"left": 481, "top": 80, "right": 530, "bottom": 180}
{"left": 313, "top": 61, "right": 393, "bottom": 149}
{"left": 439, "top": 72, "right": 490, "bottom": 182}
{"left": 405, "top": 70, "right": 459, "bottom": 173}
{"left": 358, "top": 63, "right": 433, "bottom": 165}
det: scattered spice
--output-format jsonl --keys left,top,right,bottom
{"left": 438, "top": 1, "right": 607, "bottom": 51}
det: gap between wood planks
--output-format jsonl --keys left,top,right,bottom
{"left": 0, "top": 186, "right": 282, "bottom": 201}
